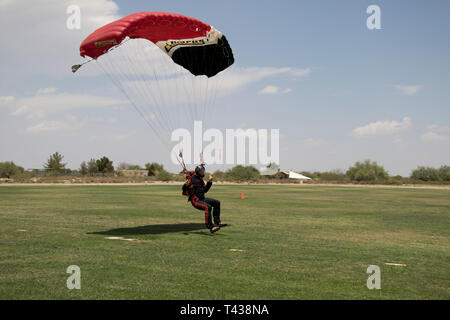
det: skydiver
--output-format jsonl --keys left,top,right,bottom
{"left": 182, "top": 164, "right": 227, "bottom": 233}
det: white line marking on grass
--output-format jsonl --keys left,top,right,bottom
{"left": 105, "top": 236, "right": 151, "bottom": 243}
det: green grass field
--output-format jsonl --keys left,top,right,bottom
{"left": 0, "top": 184, "right": 449, "bottom": 299}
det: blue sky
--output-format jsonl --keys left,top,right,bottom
{"left": 1, "top": 0, "right": 449, "bottom": 176}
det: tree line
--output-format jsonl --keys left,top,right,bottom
{"left": 0, "top": 152, "right": 170, "bottom": 179}
{"left": 0, "top": 153, "right": 449, "bottom": 184}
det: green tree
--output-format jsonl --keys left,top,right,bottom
{"left": 44, "top": 152, "right": 66, "bottom": 174}
{"left": 87, "top": 159, "right": 98, "bottom": 176}
{"left": 346, "top": 160, "right": 389, "bottom": 183}
{"left": 96, "top": 156, "right": 114, "bottom": 175}
{"left": 438, "top": 165, "right": 450, "bottom": 181}
{"left": 128, "top": 165, "right": 144, "bottom": 170}
{"left": 226, "top": 165, "right": 260, "bottom": 182}
{"left": 318, "top": 169, "right": 347, "bottom": 182}
{"left": 155, "top": 169, "right": 172, "bottom": 181}
{"left": 145, "top": 162, "right": 164, "bottom": 176}
{"left": 79, "top": 161, "right": 88, "bottom": 176}
{"left": 0, "top": 161, "right": 24, "bottom": 178}
{"left": 411, "top": 166, "right": 440, "bottom": 181}
{"left": 212, "top": 170, "right": 226, "bottom": 181}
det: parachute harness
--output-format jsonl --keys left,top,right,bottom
{"left": 179, "top": 151, "right": 207, "bottom": 200}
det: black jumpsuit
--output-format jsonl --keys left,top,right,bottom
{"left": 189, "top": 174, "right": 221, "bottom": 229}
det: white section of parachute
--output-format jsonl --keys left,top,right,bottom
{"left": 155, "top": 26, "right": 223, "bottom": 57}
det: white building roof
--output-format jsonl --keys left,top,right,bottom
{"left": 286, "top": 171, "right": 311, "bottom": 180}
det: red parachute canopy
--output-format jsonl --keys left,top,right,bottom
{"left": 80, "top": 12, "right": 233, "bottom": 77}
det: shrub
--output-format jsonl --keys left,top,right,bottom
{"left": 438, "top": 165, "right": 450, "bottom": 181}
{"left": 145, "top": 162, "right": 164, "bottom": 176}
{"left": 212, "top": 170, "right": 226, "bottom": 181}
{"left": 0, "top": 161, "right": 24, "bottom": 178}
{"left": 346, "top": 160, "right": 389, "bottom": 183}
{"left": 410, "top": 166, "right": 440, "bottom": 181}
{"left": 226, "top": 165, "right": 260, "bottom": 182}
{"left": 155, "top": 169, "right": 172, "bottom": 181}
{"left": 317, "top": 169, "right": 347, "bottom": 182}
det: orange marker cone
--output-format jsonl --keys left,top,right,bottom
{"left": 241, "top": 192, "right": 245, "bottom": 199}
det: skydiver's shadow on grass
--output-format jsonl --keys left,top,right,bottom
{"left": 89, "top": 223, "right": 206, "bottom": 236}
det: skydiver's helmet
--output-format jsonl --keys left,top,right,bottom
{"left": 195, "top": 164, "right": 205, "bottom": 178}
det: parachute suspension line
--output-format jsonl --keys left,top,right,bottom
{"left": 176, "top": 150, "right": 188, "bottom": 173}
{"left": 98, "top": 46, "right": 174, "bottom": 151}
{"left": 202, "top": 44, "right": 217, "bottom": 126}
{"left": 130, "top": 43, "right": 176, "bottom": 137}
{"left": 206, "top": 42, "right": 227, "bottom": 128}
{"left": 98, "top": 62, "right": 167, "bottom": 148}
{"left": 106, "top": 49, "right": 171, "bottom": 145}
{"left": 134, "top": 43, "right": 178, "bottom": 135}
{"left": 179, "top": 73, "right": 196, "bottom": 128}
{"left": 96, "top": 40, "right": 171, "bottom": 138}
{"left": 179, "top": 75, "right": 195, "bottom": 130}
{"left": 200, "top": 46, "right": 209, "bottom": 124}
{"left": 203, "top": 44, "right": 215, "bottom": 122}
{"left": 178, "top": 49, "right": 200, "bottom": 128}
{"left": 165, "top": 49, "right": 191, "bottom": 128}
{"left": 106, "top": 38, "right": 172, "bottom": 138}
{"left": 157, "top": 49, "right": 194, "bottom": 131}
{"left": 189, "top": 49, "right": 203, "bottom": 124}
{"left": 97, "top": 61, "right": 171, "bottom": 152}
{"left": 207, "top": 67, "right": 224, "bottom": 127}
{"left": 121, "top": 41, "right": 174, "bottom": 137}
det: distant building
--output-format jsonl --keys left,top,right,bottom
{"left": 118, "top": 170, "right": 148, "bottom": 177}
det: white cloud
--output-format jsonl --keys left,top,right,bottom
{"left": 290, "top": 68, "right": 312, "bottom": 77}
{"left": 421, "top": 124, "right": 450, "bottom": 142}
{"left": 259, "top": 85, "right": 279, "bottom": 95}
{"left": 303, "top": 138, "right": 327, "bottom": 147}
{"left": 352, "top": 117, "right": 412, "bottom": 137}
{"left": 27, "top": 120, "right": 73, "bottom": 133}
{"left": 25, "top": 114, "right": 83, "bottom": 133}
{"left": 258, "top": 86, "right": 292, "bottom": 95}
{"left": 0, "top": 0, "right": 120, "bottom": 77}
{"left": 206, "top": 66, "right": 310, "bottom": 97}
{"left": 395, "top": 85, "right": 421, "bottom": 96}
{"left": 0, "top": 96, "right": 15, "bottom": 105}
{"left": 36, "top": 88, "right": 58, "bottom": 95}
{"left": 421, "top": 131, "right": 450, "bottom": 142}
{"left": 9, "top": 90, "right": 126, "bottom": 119}
{"left": 4, "top": 89, "right": 127, "bottom": 134}
{"left": 426, "top": 124, "right": 450, "bottom": 134}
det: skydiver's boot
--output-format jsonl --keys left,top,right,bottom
{"left": 215, "top": 222, "right": 228, "bottom": 227}
{"left": 210, "top": 226, "right": 220, "bottom": 233}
